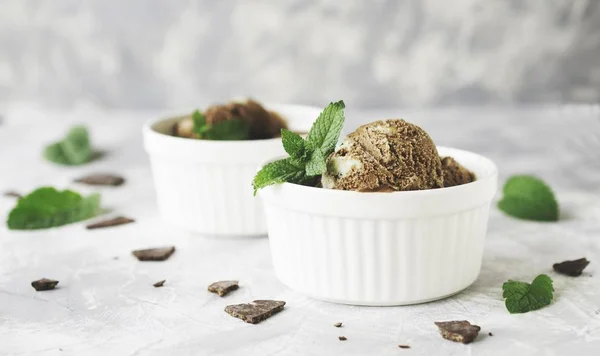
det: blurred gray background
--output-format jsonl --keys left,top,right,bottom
{"left": 1, "top": 0, "right": 599, "bottom": 110}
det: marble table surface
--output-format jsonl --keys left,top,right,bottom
{"left": 1, "top": 106, "right": 600, "bottom": 355}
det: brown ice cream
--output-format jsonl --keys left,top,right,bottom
{"left": 321, "top": 120, "right": 444, "bottom": 192}
{"left": 173, "top": 99, "right": 287, "bottom": 140}
{"left": 440, "top": 157, "right": 475, "bottom": 187}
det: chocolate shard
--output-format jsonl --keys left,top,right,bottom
{"left": 74, "top": 173, "right": 125, "bottom": 186}
{"left": 208, "top": 280, "right": 239, "bottom": 297}
{"left": 338, "top": 336, "right": 347, "bottom": 341}
{"left": 488, "top": 332, "right": 493, "bottom": 337}
{"left": 86, "top": 216, "right": 135, "bottom": 230}
{"left": 398, "top": 345, "right": 411, "bottom": 349}
{"left": 225, "top": 300, "right": 285, "bottom": 324}
{"left": 553, "top": 258, "right": 590, "bottom": 277}
{"left": 3, "top": 191, "right": 21, "bottom": 198}
{"left": 435, "top": 320, "right": 481, "bottom": 344}
{"left": 132, "top": 246, "right": 176, "bottom": 261}
{"left": 153, "top": 280, "right": 166, "bottom": 288}
{"left": 334, "top": 322, "right": 343, "bottom": 328}
{"left": 31, "top": 278, "right": 59, "bottom": 291}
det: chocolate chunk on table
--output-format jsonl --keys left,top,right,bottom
{"left": 334, "top": 322, "right": 343, "bottom": 328}
{"left": 74, "top": 173, "right": 125, "bottom": 186}
{"left": 553, "top": 258, "right": 590, "bottom": 277}
{"left": 86, "top": 216, "right": 135, "bottom": 230}
{"left": 3, "top": 191, "right": 21, "bottom": 198}
{"left": 208, "top": 280, "right": 239, "bottom": 297}
{"left": 31, "top": 278, "right": 59, "bottom": 291}
{"left": 132, "top": 246, "right": 176, "bottom": 261}
{"left": 435, "top": 320, "right": 481, "bottom": 344}
{"left": 225, "top": 300, "right": 285, "bottom": 324}
{"left": 153, "top": 280, "right": 166, "bottom": 288}
{"left": 398, "top": 345, "right": 411, "bottom": 349}
{"left": 338, "top": 336, "right": 347, "bottom": 341}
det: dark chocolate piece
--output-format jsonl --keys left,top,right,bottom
{"left": 86, "top": 216, "right": 135, "bottom": 230}
{"left": 31, "top": 278, "right": 59, "bottom": 291}
{"left": 225, "top": 300, "right": 285, "bottom": 324}
{"left": 132, "top": 246, "right": 176, "bottom": 261}
{"left": 553, "top": 258, "right": 590, "bottom": 277}
{"left": 338, "top": 336, "right": 347, "bottom": 341}
{"left": 435, "top": 320, "right": 481, "bottom": 344}
{"left": 334, "top": 322, "right": 343, "bottom": 328}
{"left": 398, "top": 345, "right": 411, "bottom": 349}
{"left": 488, "top": 332, "right": 493, "bottom": 337}
{"left": 3, "top": 191, "right": 21, "bottom": 198}
{"left": 208, "top": 280, "right": 239, "bottom": 297}
{"left": 153, "top": 280, "right": 166, "bottom": 288}
{"left": 74, "top": 173, "right": 125, "bottom": 186}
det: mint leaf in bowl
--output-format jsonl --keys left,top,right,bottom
{"left": 7, "top": 187, "right": 102, "bottom": 230}
{"left": 252, "top": 101, "right": 345, "bottom": 194}
{"left": 498, "top": 175, "right": 559, "bottom": 221}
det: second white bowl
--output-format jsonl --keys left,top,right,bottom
{"left": 143, "top": 103, "right": 320, "bottom": 236}
{"left": 259, "top": 147, "right": 498, "bottom": 305}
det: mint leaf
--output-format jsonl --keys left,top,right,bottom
{"left": 252, "top": 158, "right": 306, "bottom": 195}
{"left": 44, "top": 126, "right": 91, "bottom": 165}
{"left": 252, "top": 101, "right": 346, "bottom": 194}
{"left": 498, "top": 175, "right": 559, "bottom": 221}
{"left": 502, "top": 274, "right": 554, "bottom": 314}
{"left": 305, "top": 149, "right": 327, "bottom": 176}
{"left": 306, "top": 100, "right": 345, "bottom": 154}
{"left": 7, "top": 187, "right": 101, "bottom": 230}
{"left": 192, "top": 110, "right": 249, "bottom": 140}
{"left": 281, "top": 129, "right": 305, "bottom": 157}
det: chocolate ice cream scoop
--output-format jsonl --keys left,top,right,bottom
{"left": 322, "top": 120, "right": 444, "bottom": 192}
{"left": 441, "top": 157, "right": 475, "bottom": 187}
{"left": 173, "top": 99, "right": 287, "bottom": 140}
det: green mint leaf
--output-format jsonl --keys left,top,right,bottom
{"left": 306, "top": 101, "right": 345, "bottom": 155}
{"left": 44, "top": 126, "right": 91, "bottom": 165}
{"left": 502, "top": 274, "right": 554, "bottom": 314}
{"left": 192, "top": 110, "right": 249, "bottom": 140}
{"left": 305, "top": 149, "right": 327, "bottom": 177}
{"left": 7, "top": 187, "right": 101, "bottom": 230}
{"left": 498, "top": 175, "right": 559, "bottom": 221}
{"left": 281, "top": 129, "right": 305, "bottom": 157}
{"left": 192, "top": 110, "right": 207, "bottom": 134}
{"left": 203, "top": 119, "right": 249, "bottom": 140}
{"left": 252, "top": 158, "right": 306, "bottom": 195}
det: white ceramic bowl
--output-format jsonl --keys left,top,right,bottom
{"left": 143, "top": 104, "right": 320, "bottom": 236}
{"left": 259, "top": 147, "right": 498, "bottom": 305}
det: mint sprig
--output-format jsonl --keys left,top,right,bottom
{"left": 502, "top": 274, "right": 554, "bottom": 314}
{"left": 498, "top": 175, "right": 559, "bottom": 221}
{"left": 252, "top": 101, "right": 345, "bottom": 195}
{"left": 7, "top": 187, "right": 101, "bottom": 230}
{"left": 192, "top": 110, "right": 249, "bottom": 140}
{"left": 44, "top": 126, "right": 91, "bottom": 165}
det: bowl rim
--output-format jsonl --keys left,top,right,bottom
{"left": 259, "top": 146, "right": 498, "bottom": 197}
{"left": 258, "top": 146, "right": 499, "bottom": 218}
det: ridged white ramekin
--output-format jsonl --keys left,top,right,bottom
{"left": 259, "top": 147, "right": 498, "bottom": 305}
{"left": 143, "top": 104, "right": 320, "bottom": 236}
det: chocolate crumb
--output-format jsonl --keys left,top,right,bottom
{"left": 435, "top": 320, "right": 481, "bottom": 344}
{"left": 153, "top": 280, "right": 166, "bottom": 288}
{"left": 31, "top": 278, "right": 59, "bottom": 291}
{"left": 132, "top": 246, "right": 176, "bottom": 261}
{"left": 74, "top": 173, "right": 125, "bottom": 186}
{"left": 334, "top": 322, "right": 343, "bottom": 328}
{"left": 398, "top": 345, "right": 411, "bottom": 349}
{"left": 86, "top": 216, "right": 135, "bottom": 230}
{"left": 338, "top": 336, "right": 347, "bottom": 341}
{"left": 208, "top": 280, "right": 239, "bottom": 297}
{"left": 553, "top": 258, "right": 590, "bottom": 277}
{"left": 3, "top": 191, "right": 21, "bottom": 198}
{"left": 488, "top": 332, "right": 493, "bottom": 337}
{"left": 225, "top": 300, "right": 285, "bottom": 324}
